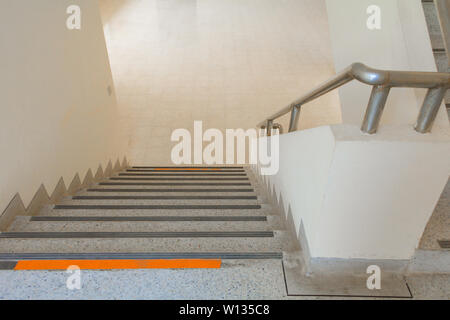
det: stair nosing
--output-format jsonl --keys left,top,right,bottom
{"left": 131, "top": 166, "right": 244, "bottom": 169}
{"left": 111, "top": 177, "right": 249, "bottom": 181}
{"left": 30, "top": 216, "right": 268, "bottom": 222}
{"left": 99, "top": 183, "right": 252, "bottom": 186}
{"left": 118, "top": 173, "right": 248, "bottom": 179}
{"left": 53, "top": 204, "right": 262, "bottom": 210}
{"left": 72, "top": 195, "right": 258, "bottom": 200}
{"left": 0, "top": 252, "right": 283, "bottom": 260}
{"left": 0, "top": 231, "right": 274, "bottom": 238}
{"left": 87, "top": 188, "right": 255, "bottom": 193}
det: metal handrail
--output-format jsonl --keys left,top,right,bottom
{"left": 257, "top": 63, "right": 450, "bottom": 135}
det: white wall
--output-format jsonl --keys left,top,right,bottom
{"left": 99, "top": 0, "right": 342, "bottom": 165}
{"left": 0, "top": 0, "right": 127, "bottom": 212}
{"left": 325, "top": 0, "right": 449, "bottom": 129}
{"left": 258, "top": 125, "right": 450, "bottom": 260}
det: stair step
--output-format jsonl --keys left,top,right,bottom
{"left": 8, "top": 216, "right": 276, "bottom": 232}
{"left": 118, "top": 173, "right": 248, "bottom": 180}
{"left": 81, "top": 191, "right": 258, "bottom": 197}
{"left": 0, "top": 252, "right": 282, "bottom": 260}
{"left": 131, "top": 167, "right": 244, "bottom": 169}
{"left": 30, "top": 216, "right": 268, "bottom": 222}
{"left": 0, "top": 231, "right": 274, "bottom": 239}
{"left": 86, "top": 186, "right": 255, "bottom": 194}
{"left": 118, "top": 171, "right": 247, "bottom": 178}
{"left": 438, "top": 240, "right": 450, "bottom": 249}
{"left": 53, "top": 204, "right": 262, "bottom": 210}
{"left": 59, "top": 199, "right": 261, "bottom": 206}
{"left": 87, "top": 188, "right": 255, "bottom": 193}
{"left": 126, "top": 169, "right": 245, "bottom": 173}
{"left": 99, "top": 182, "right": 252, "bottom": 186}
{"left": 0, "top": 233, "right": 290, "bottom": 253}
{"left": 111, "top": 177, "right": 249, "bottom": 181}
{"left": 82, "top": 192, "right": 260, "bottom": 198}
{"left": 72, "top": 195, "right": 258, "bottom": 200}
{"left": 36, "top": 205, "right": 274, "bottom": 216}
{"left": 94, "top": 184, "right": 257, "bottom": 190}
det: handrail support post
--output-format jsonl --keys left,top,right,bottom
{"left": 266, "top": 120, "right": 273, "bottom": 136}
{"left": 415, "top": 86, "right": 447, "bottom": 133}
{"left": 288, "top": 105, "right": 301, "bottom": 132}
{"left": 361, "top": 85, "right": 391, "bottom": 134}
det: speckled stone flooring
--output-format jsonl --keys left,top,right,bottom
{"left": 0, "top": 260, "right": 287, "bottom": 300}
{"left": 1, "top": 166, "right": 448, "bottom": 300}
{"left": 419, "top": 178, "right": 450, "bottom": 250}
{"left": 0, "top": 260, "right": 448, "bottom": 299}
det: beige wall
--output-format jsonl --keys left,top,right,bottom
{"left": 326, "top": 0, "right": 449, "bottom": 128}
{"left": 256, "top": 124, "right": 450, "bottom": 259}
{"left": 100, "top": 0, "right": 342, "bottom": 165}
{"left": 0, "top": 0, "right": 127, "bottom": 211}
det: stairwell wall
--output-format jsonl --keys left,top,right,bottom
{"left": 325, "top": 0, "right": 449, "bottom": 129}
{"left": 0, "top": 1, "right": 127, "bottom": 214}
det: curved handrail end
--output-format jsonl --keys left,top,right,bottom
{"left": 350, "top": 63, "right": 390, "bottom": 86}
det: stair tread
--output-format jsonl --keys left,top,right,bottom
{"left": 0, "top": 252, "right": 282, "bottom": 260}
{"left": 4, "top": 166, "right": 292, "bottom": 261}
{"left": 91, "top": 185, "right": 258, "bottom": 190}
{"left": 0, "top": 231, "right": 275, "bottom": 238}
{"left": 8, "top": 218, "right": 274, "bottom": 232}
{"left": 61, "top": 198, "right": 261, "bottom": 205}
{"left": 0, "top": 234, "right": 291, "bottom": 253}
{"left": 98, "top": 182, "right": 252, "bottom": 186}
{"left": 53, "top": 204, "right": 262, "bottom": 210}
{"left": 86, "top": 188, "right": 256, "bottom": 193}
{"left": 79, "top": 191, "right": 259, "bottom": 197}
{"left": 35, "top": 205, "right": 274, "bottom": 216}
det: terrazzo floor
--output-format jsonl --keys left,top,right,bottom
{"left": 420, "top": 178, "right": 450, "bottom": 250}
{"left": 0, "top": 260, "right": 286, "bottom": 300}
{"left": 0, "top": 260, "right": 448, "bottom": 300}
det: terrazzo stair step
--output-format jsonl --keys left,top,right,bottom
{"left": 0, "top": 252, "right": 283, "bottom": 260}
{"left": 125, "top": 169, "right": 246, "bottom": 173}
{"left": 86, "top": 188, "right": 256, "bottom": 193}
{"left": 0, "top": 231, "right": 275, "bottom": 239}
{"left": 422, "top": 0, "right": 446, "bottom": 49}
{"left": 81, "top": 190, "right": 258, "bottom": 197}
{"left": 98, "top": 182, "right": 252, "bottom": 186}
{"left": 0, "top": 231, "right": 292, "bottom": 253}
{"left": 129, "top": 166, "right": 244, "bottom": 170}
{"left": 110, "top": 177, "right": 250, "bottom": 181}
{"left": 53, "top": 204, "right": 262, "bottom": 210}
{"left": 90, "top": 185, "right": 256, "bottom": 190}
{"left": 8, "top": 216, "right": 276, "bottom": 233}
{"left": 59, "top": 199, "right": 262, "bottom": 206}
{"left": 36, "top": 204, "right": 275, "bottom": 216}
{"left": 86, "top": 185, "right": 266, "bottom": 195}
{"left": 72, "top": 195, "right": 259, "bottom": 200}
{"left": 438, "top": 240, "right": 450, "bottom": 249}
{"left": 26, "top": 215, "right": 283, "bottom": 230}
{"left": 117, "top": 171, "right": 248, "bottom": 179}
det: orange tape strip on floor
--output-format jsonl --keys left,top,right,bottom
{"left": 14, "top": 259, "right": 222, "bottom": 270}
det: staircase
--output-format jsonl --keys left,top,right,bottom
{"left": 0, "top": 166, "right": 290, "bottom": 263}
{"left": 422, "top": 0, "right": 450, "bottom": 109}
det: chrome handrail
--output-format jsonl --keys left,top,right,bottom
{"left": 257, "top": 63, "right": 450, "bottom": 134}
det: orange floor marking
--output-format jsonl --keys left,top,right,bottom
{"left": 14, "top": 259, "right": 222, "bottom": 270}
